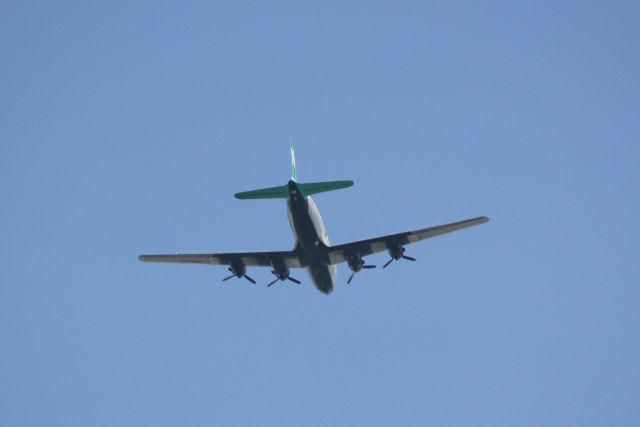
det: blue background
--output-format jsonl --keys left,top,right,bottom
{"left": 2, "top": 1, "right": 639, "bottom": 425}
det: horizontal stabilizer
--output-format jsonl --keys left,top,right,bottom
{"left": 299, "top": 180, "right": 353, "bottom": 196}
{"left": 235, "top": 180, "right": 354, "bottom": 200}
{"left": 234, "top": 184, "right": 289, "bottom": 199}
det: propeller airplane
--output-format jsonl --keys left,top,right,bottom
{"left": 139, "top": 144, "right": 489, "bottom": 294}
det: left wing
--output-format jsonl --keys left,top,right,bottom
{"left": 326, "top": 216, "right": 489, "bottom": 264}
{"left": 138, "top": 249, "right": 305, "bottom": 268}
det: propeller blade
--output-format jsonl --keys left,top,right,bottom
{"left": 402, "top": 255, "right": 416, "bottom": 261}
{"left": 222, "top": 274, "right": 235, "bottom": 281}
{"left": 288, "top": 276, "right": 301, "bottom": 284}
{"left": 267, "top": 277, "right": 280, "bottom": 287}
{"left": 363, "top": 265, "right": 376, "bottom": 269}
{"left": 383, "top": 258, "right": 394, "bottom": 268}
{"left": 347, "top": 271, "right": 356, "bottom": 284}
{"left": 244, "top": 275, "right": 257, "bottom": 284}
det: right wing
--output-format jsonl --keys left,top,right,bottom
{"left": 138, "top": 248, "right": 306, "bottom": 268}
{"left": 326, "top": 216, "right": 489, "bottom": 264}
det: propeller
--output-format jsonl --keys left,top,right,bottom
{"left": 347, "top": 271, "right": 355, "bottom": 284}
{"left": 382, "top": 255, "right": 416, "bottom": 268}
{"left": 267, "top": 271, "right": 301, "bottom": 287}
{"left": 346, "top": 254, "right": 376, "bottom": 284}
{"left": 222, "top": 264, "right": 256, "bottom": 284}
{"left": 267, "top": 260, "right": 301, "bottom": 287}
{"left": 382, "top": 244, "right": 416, "bottom": 268}
{"left": 347, "top": 264, "right": 376, "bottom": 284}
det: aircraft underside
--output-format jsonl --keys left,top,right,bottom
{"left": 138, "top": 145, "right": 489, "bottom": 295}
{"left": 287, "top": 181, "right": 338, "bottom": 293}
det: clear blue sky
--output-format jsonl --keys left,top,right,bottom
{"left": 2, "top": 1, "right": 639, "bottom": 426}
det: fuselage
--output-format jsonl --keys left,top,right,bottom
{"left": 285, "top": 180, "right": 337, "bottom": 294}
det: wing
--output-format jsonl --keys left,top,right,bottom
{"left": 326, "top": 216, "right": 489, "bottom": 264}
{"left": 138, "top": 248, "right": 305, "bottom": 268}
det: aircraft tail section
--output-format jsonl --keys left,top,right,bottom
{"left": 234, "top": 180, "right": 353, "bottom": 199}
{"left": 233, "top": 143, "right": 354, "bottom": 200}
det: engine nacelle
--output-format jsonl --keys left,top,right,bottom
{"left": 345, "top": 253, "right": 376, "bottom": 283}
{"left": 382, "top": 241, "right": 416, "bottom": 268}
{"left": 222, "top": 258, "right": 256, "bottom": 284}
{"left": 270, "top": 259, "right": 290, "bottom": 280}
{"left": 387, "top": 242, "right": 406, "bottom": 260}
{"left": 228, "top": 258, "right": 247, "bottom": 277}
{"left": 267, "top": 259, "right": 301, "bottom": 286}
{"left": 346, "top": 253, "right": 365, "bottom": 273}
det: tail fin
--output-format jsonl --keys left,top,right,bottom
{"left": 290, "top": 139, "right": 297, "bottom": 182}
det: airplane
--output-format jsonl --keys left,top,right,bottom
{"left": 138, "top": 144, "right": 489, "bottom": 294}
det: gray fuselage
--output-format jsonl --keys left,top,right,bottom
{"left": 286, "top": 180, "right": 337, "bottom": 294}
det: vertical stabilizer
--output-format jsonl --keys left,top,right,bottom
{"left": 290, "top": 139, "right": 298, "bottom": 182}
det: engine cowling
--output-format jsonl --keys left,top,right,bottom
{"left": 345, "top": 253, "right": 376, "bottom": 284}
{"left": 346, "top": 253, "right": 365, "bottom": 272}
{"left": 387, "top": 242, "right": 406, "bottom": 260}
{"left": 383, "top": 242, "right": 416, "bottom": 268}
{"left": 267, "top": 259, "right": 301, "bottom": 286}
{"left": 228, "top": 259, "right": 247, "bottom": 277}
{"left": 223, "top": 259, "right": 256, "bottom": 284}
{"left": 271, "top": 259, "right": 290, "bottom": 280}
